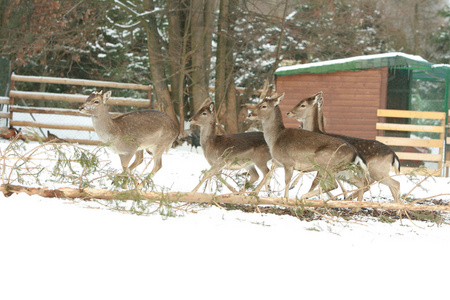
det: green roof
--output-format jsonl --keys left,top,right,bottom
{"left": 275, "top": 52, "right": 450, "bottom": 82}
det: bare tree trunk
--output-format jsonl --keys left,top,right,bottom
{"left": 215, "top": 0, "right": 239, "bottom": 133}
{"left": 142, "top": 0, "right": 178, "bottom": 125}
{"left": 190, "top": 0, "right": 215, "bottom": 111}
{"left": 225, "top": 81, "right": 238, "bottom": 133}
{"left": 167, "top": 0, "right": 187, "bottom": 132}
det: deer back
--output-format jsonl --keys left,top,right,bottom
{"left": 250, "top": 94, "right": 363, "bottom": 173}
{"left": 287, "top": 92, "right": 398, "bottom": 168}
{"left": 80, "top": 91, "right": 179, "bottom": 154}
{"left": 286, "top": 92, "right": 400, "bottom": 178}
{"left": 190, "top": 101, "right": 271, "bottom": 169}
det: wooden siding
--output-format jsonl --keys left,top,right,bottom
{"left": 276, "top": 67, "right": 388, "bottom": 140}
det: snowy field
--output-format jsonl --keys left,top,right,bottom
{"left": 0, "top": 139, "right": 450, "bottom": 300}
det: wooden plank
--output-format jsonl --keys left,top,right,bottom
{"left": 377, "top": 109, "right": 446, "bottom": 120}
{"left": 9, "top": 91, "right": 150, "bottom": 107}
{"left": 396, "top": 152, "right": 442, "bottom": 162}
{"left": 11, "top": 74, "right": 151, "bottom": 91}
{"left": 376, "top": 136, "right": 444, "bottom": 148}
{"left": 10, "top": 120, "right": 95, "bottom": 132}
{"left": 10, "top": 106, "right": 121, "bottom": 117}
{"left": 376, "top": 123, "right": 445, "bottom": 133}
{"left": 0, "top": 97, "right": 9, "bottom": 104}
{"left": 0, "top": 112, "right": 11, "bottom": 119}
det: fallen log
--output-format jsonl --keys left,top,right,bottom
{"left": 1, "top": 184, "right": 449, "bottom": 212}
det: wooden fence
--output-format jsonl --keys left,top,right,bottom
{"left": 2, "top": 74, "right": 260, "bottom": 145}
{"left": 376, "top": 109, "right": 447, "bottom": 176}
{"left": 5, "top": 73, "right": 153, "bottom": 145}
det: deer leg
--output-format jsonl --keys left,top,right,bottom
{"left": 192, "top": 163, "right": 224, "bottom": 193}
{"left": 307, "top": 173, "right": 338, "bottom": 198}
{"left": 216, "top": 173, "right": 238, "bottom": 193}
{"left": 302, "top": 172, "right": 338, "bottom": 200}
{"left": 150, "top": 153, "right": 163, "bottom": 175}
{"left": 382, "top": 177, "right": 401, "bottom": 203}
{"left": 336, "top": 180, "right": 349, "bottom": 199}
{"left": 345, "top": 174, "right": 370, "bottom": 212}
{"left": 308, "top": 173, "right": 321, "bottom": 191}
{"left": 246, "top": 165, "right": 259, "bottom": 185}
{"left": 289, "top": 172, "right": 304, "bottom": 190}
{"left": 253, "top": 163, "right": 276, "bottom": 193}
{"left": 128, "top": 150, "right": 144, "bottom": 171}
{"left": 119, "top": 152, "right": 136, "bottom": 171}
{"left": 284, "top": 166, "right": 294, "bottom": 199}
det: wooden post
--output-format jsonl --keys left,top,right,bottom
{"left": 8, "top": 72, "right": 15, "bottom": 128}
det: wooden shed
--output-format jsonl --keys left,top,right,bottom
{"left": 275, "top": 52, "right": 450, "bottom": 140}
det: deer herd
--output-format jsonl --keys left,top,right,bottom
{"left": 79, "top": 90, "right": 402, "bottom": 204}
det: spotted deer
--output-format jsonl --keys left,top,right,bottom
{"left": 286, "top": 91, "right": 400, "bottom": 202}
{"left": 79, "top": 90, "right": 179, "bottom": 175}
{"left": 248, "top": 93, "right": 369, "bottom": 201}
{"left": 189, "top": 101, "right": 271, "bottom": 193}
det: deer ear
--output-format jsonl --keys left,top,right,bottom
{"left": 316, "top": 91, "right": 324, "bottom": 109}
{"left": 275, "top": 92, "right": 285, "bottom": 106}
{"left": 209, "top": 102, "right": 215, "bottom": 113}
{"left": 103, "top": 91, "right": 112, "bottom": 104}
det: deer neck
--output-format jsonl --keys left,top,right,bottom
{"left": 317, "top": 108, "right": 326, "bottom": 133}
{"left": 198, "top": 119, "right": 216, "bottom": 150}
{"left": 91, "top": 106, "right": 118, "bottom": 141}
{"left": 261, "top": 106, "right": 285, "bottom": 150}
{"left": 303, "top": 104, "right": 325, "bottom": 133}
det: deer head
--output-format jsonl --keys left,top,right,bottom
{"left": 189, "top": 101, "right": 215, "bottom": 127}
{"left": 79, "top": 90, "right": 112, "bottom": 116}
{"left": 248, "top": 93, "right": 285, "bottom": 121}
{"left": 286, "top": 91, "right": 323, "bottom": 119}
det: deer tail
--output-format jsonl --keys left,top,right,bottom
{"left": 392, "top": 153, "right": 400, "bottom": 175}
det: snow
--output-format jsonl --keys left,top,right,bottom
{"left": 0, "top": 140, "right": 449, "bottom": 300}
{"left": 276, "top": 52, "right": 429, "bottom": 73}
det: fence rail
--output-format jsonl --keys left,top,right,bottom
{"left": 4, "top": 74, "right": 153, "bottom": 145}
{"left": 10, "top": 74, "right": 152, "bottom": 91}
{"left": 376, "top": 109, "right": 446, "bottom": 176}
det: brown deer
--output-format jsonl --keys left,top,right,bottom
{"left": 286, "top": 91, "right": 400, "bottom": 202}
{"left": 248, "top": 93, "right": 369, "bottom": 201}
{"left": 189, "top": 101, "right": 271, "bottom": 193}
{"left": 79, "top": 90, "right": 179, "bottom": 175}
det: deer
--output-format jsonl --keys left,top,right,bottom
{"left": 286, "top": 91, "right": 401, "bottom": 202}
{"left": 189, "top": 100, "right": 272, "bottom": 193}
{"left": 79, "top": 90, "right": 179, "bottom": 175}
{"left": 248, "top": 93, "right": 370, "bottom": 202}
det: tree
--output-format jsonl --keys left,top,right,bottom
{"left": 0, "top": 0, "right": 112, "bottom": 79}
{"left": 380, "top": 0, "right": 448, "bottom": 60}
{"left": 430, "top": 5, "right": 450, "bottom": 64}
{"left": 2, "top": 0, "right": 449, "bottom": 136}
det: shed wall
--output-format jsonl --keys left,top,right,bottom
{"left": 275, "top": 67, "right": 388, "bottom": 140}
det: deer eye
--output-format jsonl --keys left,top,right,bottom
{"left": 300, "top": 104, "right": 306, "bottom": 108}
{"left": 94, "top": 100, "right": 99, "bottom": 104}
{"left": 202, "top": 112, "right": 207, "bottom": 115}
{"left": 261, "top": 105, "right": 267, "bottom": 109}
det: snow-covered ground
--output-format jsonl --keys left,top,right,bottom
{"left": 0, "top": 140, "right": 449, "bottom": 300}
